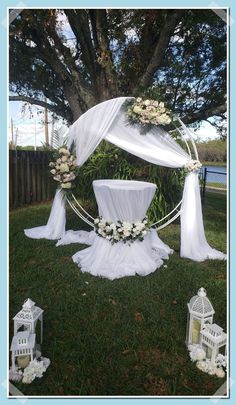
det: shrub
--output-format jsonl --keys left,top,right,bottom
{"left": 76, "top": 141, "right": 185, "bottom": 224}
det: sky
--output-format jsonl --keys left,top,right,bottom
{"left": 9, "top": 100, "right": 221, "bottom": 148}
{"left": 8, "top": 10, "right": 223, "bottom": 147}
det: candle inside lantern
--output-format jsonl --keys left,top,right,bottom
{"left": 17, "top": 355, "right": 30, "bottom": 369}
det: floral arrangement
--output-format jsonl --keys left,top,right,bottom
{"left": 188, "top": 345, "right": 227, "bottom": 378}
{"left": 94, "top": 216, "right": 150, "bottom": 244}
{"left": 184, "top": 159, "right": 202, "bottom": 172}
{"left": 49, "top": 147, "right": 78, "bottom": 190}
{"left": 125, "top": 97, "right": 172, "bottom": 132}
{"left": 9, "top": 357, "right": 50, "bottom": 384}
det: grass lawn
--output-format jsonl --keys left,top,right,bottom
{"left": 9, "top": 192, "right": 227, "bottom": 397}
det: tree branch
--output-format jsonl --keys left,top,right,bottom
{"left": 181, "top": 102, "right": 227, "bottom": 124}
{"left": 134, "top": 10, "right": 184, "bottom": 91}
{"left": 9, "top": 95, "right": 59, "bottom": 113}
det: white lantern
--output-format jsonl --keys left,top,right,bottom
{"left": 200, "top": 323, "right": 227, "bottom": 364}
{"left": 13, "top": 298, "right": 44, "bottom": 345}
{"left": 10, "top": 331, "right": 36, "bottom": 371}
{"left": 186, "top": 287, "right": 215, "bottom": 346}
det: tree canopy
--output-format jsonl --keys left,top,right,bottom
{"left": 9, "top": 8, "right": 227, "bottom": 134}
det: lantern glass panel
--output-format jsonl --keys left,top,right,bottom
{"left": 192, "top": 318, "right": 201, "bottom": 344}
{"left": 219, "top": 346, "right": 226, "bottom": 355}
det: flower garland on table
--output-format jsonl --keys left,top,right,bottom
{"left": 49, "top": 147, "right": 78, "bottom": 190}
{"left": 125, "top": 97, "right": 172, "bottom": 133}
{"left": 184, "top": 159, "right": 202, "bottom": 172}
{"left": 188, "top": 344, "right": 227, "bottom": 378}
{"left": 94, "top": 216, "right": 150, "bottom": 244}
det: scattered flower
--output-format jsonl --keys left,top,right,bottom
{"left": 188, "top": 344, "right": 206, "bottom": 362}
{"left": 9, "top": 357, "right": 50, "bottom": 384}
{"left": 188, "top": 345, "right": 227, "bottom": 378}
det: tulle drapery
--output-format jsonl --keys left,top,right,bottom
{"left": 25, "top": 97, "right": 226, "bottom": 264}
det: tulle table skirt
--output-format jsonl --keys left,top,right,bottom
{"left": 62, "top": 229, "right": 173, "bottom": 280}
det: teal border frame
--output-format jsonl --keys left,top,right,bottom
{"left": 1, "top": 1, "right": 234, "bottom": 403}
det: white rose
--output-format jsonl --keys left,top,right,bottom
{"left": 53, "top": 176, "right": 61, "bottom": 182}
{"left": 142, "top": 230, "right": 147, "bottom": 236}
{"left": 50, "top": 169, "right": 56, "bottom": 175}
{"left": 57, "top": 158, "right": 61, "bottom": 164}
{"left": 60, "top": 163, "right": 69, "bottom": 173}
{"left": 61, "top": 155, "right": 68, "bottom": 162}
{"left": 215, "top": 368, "right": 225, "bottom": 378}
{"left": 49, "top": 162, "right": 55, "bottom": 167}
{"left": 133, "top": 106, "right": 143, "bottom": 114}
{"left": 159, "top": 102, "right": 165, "bottom": 108}
{"left": 94, "top": 218, "right": 99, "bottom": 224}
{"left": 136, "top": 97, "right": 142, "bottom": 103}
{"left": 59, "top": 147, "right": 70, "bottom": 155}
{"left": 61, "top": 182, "right": 71, "bottom": 189}
{"left": 123, "top": 230, "right": 131, "bottom": 237}
{"left": 144, "top": 99, "right": 151, "bottom": 106}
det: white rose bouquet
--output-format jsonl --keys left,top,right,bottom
{"left": 49, "top": 147, "right": 78, "bottom": 191}
{"left": 125, "top": 97, "right": 172, "bottom": 133}
{"left": 94, "top": 216, "right": 150, "bottom": 244}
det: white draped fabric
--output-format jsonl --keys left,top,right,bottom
{"left": 180, "top": 172, "right": 226, "bottom": 261}
{"left": 24, "top": 189, "right": 66, "bottom": 240}
{"left": 72, "top": 180, "right": 173, "bottom": 280}
{"left": 24, "top": 96, "right": 226, "bottom": 277}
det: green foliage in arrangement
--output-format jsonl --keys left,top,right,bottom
{"left": 75, "top": 141, "right": 185, "bottom": 223}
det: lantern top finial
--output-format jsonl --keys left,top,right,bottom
{"left": 23, "top": 298, "right": 35, "bottom": 309}
{"left": 188, "top": 287, "right": 215, "bottom": 317}
{"left": 13, "top": 298, "right": 43, "bottom": 322}
{"left": 198, "top": 287, "right": 206, "bottom": 297}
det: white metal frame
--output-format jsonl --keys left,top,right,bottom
{"left": 66, "top": 119, "right": 199, "bottom": 231}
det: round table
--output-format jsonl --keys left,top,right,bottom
{"left": 72, "top": 179, "right": 173, "bottom": 279}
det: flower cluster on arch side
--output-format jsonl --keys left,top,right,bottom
{"left": 94, "top": 216, "right": 150, "bottom": 244}
{"left": 126, "top": 97, "right": 172, "bottom": 127}
{"left": 49, "top": 147, "right": 78, "bottom": 190}
{"left": 184, "top": 159, "right": 202, "bottom": 172}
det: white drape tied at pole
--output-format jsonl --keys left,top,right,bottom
{"left": 25, "top": 97, "right": 226, "bottom": 263}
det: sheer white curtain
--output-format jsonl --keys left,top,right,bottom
{"left": 25, "top": 97, "right": 226, "bottom": 262}
{"left": 24, "top": 189, "right": 66, "bottom": 240}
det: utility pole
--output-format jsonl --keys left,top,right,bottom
{"left": 44, "top": 98, "right": 49, "bottom": 146}
{"left": 15, "top": 127, "right": 18, "bottom": 150}
{"left": 11, "top": 117, "right": 14, "bottom": 149}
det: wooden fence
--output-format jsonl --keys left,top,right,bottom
{"left": 9, "top": 150, "right": 55, "bottom": 209}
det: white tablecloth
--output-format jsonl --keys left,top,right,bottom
{"left": 72, "top": 180, "right": 173, "bottom": 279}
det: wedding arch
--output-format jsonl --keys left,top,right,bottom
{"left": 25, "top": 96, "right": 226, "bottom": 277}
